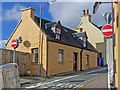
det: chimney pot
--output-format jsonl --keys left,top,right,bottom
{"left": 83, "top": 10, "right": 85, "bottom": 15}
{"left": 86, "top": 9, "right": 89, "bottom": 15}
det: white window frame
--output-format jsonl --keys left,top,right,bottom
{"left": 32, "top": 48, "right": 38, "bottom": 63}
{"left": 58, "top": 49, "right": 63, "bottom": 62}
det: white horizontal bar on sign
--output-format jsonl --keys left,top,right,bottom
{"left": 11, "top": 42, "right": 17, "bottom": 44}
{"left": 102, "top": 29, "right": 112, "bottom": 32}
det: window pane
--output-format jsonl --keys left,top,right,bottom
{"left": 83, "top": 42, "right": 86, "bottom": 47}
{"left": 56, "top": 28, "right": 61, "bottom": 34}
{"left": 58, "top": 50, "right": 63, "bottom": 62}
{"left": 59, "top": 54, "right": 62, "bottom": 62}
{"left": 56, "top": 34, "right": 60, "bottom": 40}
{"left": 83, "top": 38, "right": 86, "bottom": 42}
{"left": 32, "top": 48, "right": 38, "bottom": 63}
{"left": 32, "top": 53, "right": 35, "bottom": 62}
{"left": 86, "top": 55, "right": 89, "bottom": 65}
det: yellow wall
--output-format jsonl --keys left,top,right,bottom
{"left": 82, "top": 50, "right": 97, "bottom": 70}
{"left": 47, "top": 41, "right": 97, "bottom": 76}
{"left": 113, "top": 1, "right": 120, "bottom": 89}
{"left": 6, "top": 8, "right": 47, "bottom": 76}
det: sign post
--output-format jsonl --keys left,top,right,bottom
{"left": 11, "top": 39, "right": 19, "bottom": 63}
{"left": 101, "top": 24, "right": 114, "bottom": 88}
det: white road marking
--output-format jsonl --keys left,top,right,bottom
{"left": 25, "top": 67, "right": 107, "bottom": 89}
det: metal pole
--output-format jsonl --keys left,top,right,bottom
{"left": 104, "top": 14, "right": 114, "bottom": 88}
{"left": 107, "top": 37, "right": 114, "bottom": 88}
{"left": 13, "top": 49, "right": 15, "bottom": 63}
{"left": 112, "top": 2, "right": 115, "bottom": 88}
{"left": 38, "top": 4, "right": 42, "bottom": 76}
{"left": 38, "top": 1, "right": 55, "bottom": 76}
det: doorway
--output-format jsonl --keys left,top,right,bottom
{"left": 73, "top": 52, "right": 78, "bottom": 71}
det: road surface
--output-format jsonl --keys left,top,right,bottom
{"left": 24, "top": 67, "right": 107, "bottom": 89}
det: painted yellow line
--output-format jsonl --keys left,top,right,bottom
{"left": 72, "top": 74, "right": 107, "bottom": 90}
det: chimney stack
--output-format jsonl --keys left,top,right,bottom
{"left": 86, "top": 9, "right": 89, "bottom": 15}
{"left": 83, "top": 10, "right": 85, "bottom": 15}
{"left": 22, "top": 7, "right": 35, "bottom": 20}
{"left": 81, "top": 9, "right": 91, "bottom": 23}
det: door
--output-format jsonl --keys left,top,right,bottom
{"left": 73, "top": 52, "right": 77, "bottom": 71}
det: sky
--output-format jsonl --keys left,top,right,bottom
{"left": 0, "top": 0, "right": 112, "bottom": 49}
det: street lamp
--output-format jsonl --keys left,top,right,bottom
{"left": 93, "top": 1, "right": 118, "bottom": 14}
{"left": 38, "top": 0, "right": 56, "bottom": 76}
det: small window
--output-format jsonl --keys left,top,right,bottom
{"left": 32, "top": 48, "right": 38, "bottom": 63}
{"left": 56, "top": 34, "right": 60, "bottom": 40}
{"left": 56, "top": 27, "right": 61, "bottom": 40}
{"left": 56, "top": 28, "right": 61, "bottom": 34}
{"left": 116, "top": 14, "right": 119, "bottom": 28}
{"left": 112, "top": 8, "right": 114, "bottom": 22}
{"left": 86, "top": 55, "right": 89, "bottom": 65}
{"left": 58, "top": 49, "right": 63, "bottom": 62}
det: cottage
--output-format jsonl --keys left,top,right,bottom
{"left": 73, "top": 9, "right": 107, "bottom": 66}
{"left": 6, "top": 7, "right": 98, "bottom": 76}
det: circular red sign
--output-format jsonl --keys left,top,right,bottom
{"left": 101, "top": 24, "right": 113, "bottom": 37}
{"left": 11, "top": 39, "right": 18, "bottom": 48}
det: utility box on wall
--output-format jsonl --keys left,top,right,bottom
{"left": 0, "top": 63, "right": 21, "bottom": 89}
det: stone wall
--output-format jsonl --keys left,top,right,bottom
{"left": 0, "top": 48, "right": 30, "bottom": 75}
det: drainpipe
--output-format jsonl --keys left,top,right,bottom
{"left": 80, "top": 49, "right": 83, "bottom": 71}
{"left": 46, "top": 38, "right": 49, "bottom": 77}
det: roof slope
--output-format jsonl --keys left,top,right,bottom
{"left": 34, "top": 16, "right": 97, "bottom": 52}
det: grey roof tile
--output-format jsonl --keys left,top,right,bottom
{"left": 34, "top": 16, "right": 97, "bottom": 52}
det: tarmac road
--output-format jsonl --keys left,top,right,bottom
{"left": 24, "top": 67, "right": 107, "bottom": 89}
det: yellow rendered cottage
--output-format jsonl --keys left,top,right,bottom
{"left": 6, "top": 7, "right": 98, "bottom": 76}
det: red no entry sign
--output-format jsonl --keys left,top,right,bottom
{"left": 101, "top": 24, "right": 113, "bottom": 37}
{"left": 11, "top": 39, "right": 19, "bottom": 49}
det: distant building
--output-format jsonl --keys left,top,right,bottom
{"left": 73, "top": 9, "right": 107, "bottom": 66}
{"left": 6, "top": 8, "right": 98, "bottom": 76}
{"left": 113, "top": 0, "right": 120, "bottom": 89}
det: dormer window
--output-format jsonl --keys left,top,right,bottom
{"left": 74, "top": 32, "right": 87, "bottom": 48}
{"left": 56, "top": 28, "right": 61, "bottom": 40}
{"left": 83, "top": 37, "right": 87, "bottom": 48}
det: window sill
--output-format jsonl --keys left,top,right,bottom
{"left": 58, "top": 61, "right": 64, "bottom": 64}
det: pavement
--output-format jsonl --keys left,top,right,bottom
{"left": 20, "top": 67, "right": 108, "bottom": 88}
{"left": 20, "top": 76, "right": 47, "bottom": 86}
{"left": 81, "top": 74, "right": 108, "bottom": 88}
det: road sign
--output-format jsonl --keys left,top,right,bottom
{"left": 11, "top": 39, "right": 19, "bottom": 49}
{"left": 101, "top": 24, "right": 113, "bottom": 37}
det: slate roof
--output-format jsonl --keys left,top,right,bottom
{"left": 91, "top": 23, "right": 103, "bottom": 30}
{"left": 34, "top": 16, "right": 97, "bottom": 52}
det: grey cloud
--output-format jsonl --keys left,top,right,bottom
{"left": 49, "top": 2, "right": 112, "bottom": 29}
